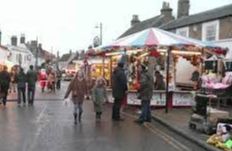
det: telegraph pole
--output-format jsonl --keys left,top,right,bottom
{"left": 35, "top": 37, "right": 38, "bottom": 71}
{"left": 100, "top": 22, "right": 102, "bottom": 45}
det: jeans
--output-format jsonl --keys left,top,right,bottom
{"left": 139, "top": 100, "right": 151, "bottom": 122}
{"left": 1, "top": 89, "right": 8, "bottom": 106}
{"left": 28, "top": 86, "right": 35, "bottom": 105}
{"left": 73, "top": 102, "right": 83, "bottom": 114}
{"left": 112, "top": 98, "right": 122, "bottom": 120}
{"left": 18, "top": 87, "right": 26, "bottom": 104}
{"left": 56, "top": 80, "right": 61, "bottom": 89}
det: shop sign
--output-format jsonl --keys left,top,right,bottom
{"left": 106, "top": 90, "right": 166, "bottom": 106}
{"left": 152, "top": 93, "right": 166, "bottom": 106}
{"left": 172, "top": 93, "right": 194, "bottom": 106}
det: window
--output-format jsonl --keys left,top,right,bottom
{"left": 176, "top": 27, "right": 189, "bottom": 37}
{"left": 202, "top": 20, "right": 219, "bottom": 41}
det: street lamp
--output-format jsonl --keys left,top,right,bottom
{"left": 95, "top": 22, "right": 105, "bottom": 78}
{"left": 95, "top": 22, "right": 103, "bottom": 46}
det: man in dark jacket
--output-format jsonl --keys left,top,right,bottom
{"left": 26, "top": 65, "right": 37, "bottom": 105}
{"left": 135, "top": 64, "right": 154, "bottom": 124}
{"left": 16, "top": 68, "right": 27, "bottom": 106}
{"left": 0, "top": 66, "right": 11, "bottom": 106}
{"left": 112, "top": 62, "right": 128, "bottom": 121}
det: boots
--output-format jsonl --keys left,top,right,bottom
{"left": 96, "top": 112, "right": 102, "bottom": 120}
{"left": 78, "top": 112, "right": 82, "bottom": 123}
{"left": 73, "top": 113, "right": 77, "bottom": 124}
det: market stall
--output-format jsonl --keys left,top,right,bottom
{"left": 94, "top": 27, "right": 225, "bottom": 110}
{"left": 0, "top": 60, "right": 15, "bottom": 71}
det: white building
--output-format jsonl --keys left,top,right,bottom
{"left": 7, "top": 36, "right": 35, "bottom": 71}
{"left": 0, "top": 45, "right": 14, "bottom": 70}
{"left": 0, "top": 45, "right": 10, "bottom": 62}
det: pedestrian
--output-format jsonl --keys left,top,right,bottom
{"left": 64, "top": 71, "right": 87, "bottom": 124}
{"left": 56, "top": 70, "right": 62, "bottom": 90}
{"left": 135, "top": 64, "right": 154, "bottom": 124}
{"left": 0, "top": 66, "right": 11, "bottom": 106}
{"left": 26, "top": 65, "right": 37, "bottom": 106}
{"left": 154, "top": 71, "right": 165, "bottom": 90}
{"left": 9, "top": 67, "right": 17, "bottom": 93}
{"left": 47, "top": 72, "right": 56, "bottom": 92}
{"left": 112, "top": 62, "right": 128, "bottom": 121}
{"left": 39, "top": 69, "right": 47, "bottom": 92}
{"left": 16, "top": 68, "right": 27, "bottom": 106}
{"left": 191, "top": 67, "right": 200, "bottom": 90}
{"left": 91, "top": 77, "right": 108, "bottom": 120}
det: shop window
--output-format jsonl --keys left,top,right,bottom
{"left": 225, "top": 62, "right": 232, "bottom": 71}
{"left": 204, "top": 60, "right": 218, "bottom": 73}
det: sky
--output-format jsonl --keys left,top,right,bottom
{"left": 0, "top": 0, "right": 231, "bottom": 55}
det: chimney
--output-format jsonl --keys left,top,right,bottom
{"left": 0, "top": 30, "right": 2, "bottom": 45}
{"left": 131, "top": 15, "right": 140, "bottom": 26}
{"left": 161, "top": 2, "right": 173, "bottom": 18}
{"left": 177, "top": 0, "right": 190, "bottom": 18}
{"left": 20, "top": 34, "right": 26, "bottom": 44}
{"left": 38, "top": 43, "right": 42, "bottom": 49}
{"left": 11, "top": 36, "right": 17, "bottom": 46}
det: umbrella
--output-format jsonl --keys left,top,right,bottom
{"left": 100, "top": 27, "right": 213, "bottom": 49}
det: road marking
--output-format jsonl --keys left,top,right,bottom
{"left": 35, "top": 105, "right": 48, "bottom": 123}
{"left": 24, "top": 105, "right": 48, "bottom": 151}
{"left": 122, "top": 112, "right": 192, "bottom": 151}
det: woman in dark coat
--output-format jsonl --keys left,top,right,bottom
{"left": 112, "top": 62, "right": 128, "bottom": 121}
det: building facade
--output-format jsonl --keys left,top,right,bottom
{"left": 7, "top": 36, "right": 35, "bottom": 71}
{"left": 161, "top": 2, "right": 232, "bottom": 58}
{"left": 119, "top": 0, "right": 232, "bottom": 58}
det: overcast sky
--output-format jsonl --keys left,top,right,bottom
{"left": 0, "top": 0, "right": 231, "bottom": 55}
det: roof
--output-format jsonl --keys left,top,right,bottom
{"left": 0, "top": 45, "right": 8, "bottom": 51}
{"left": 161, "top": 3, "right": 232, "bottom": 30}
{"left": 60, "top": 53, "right": 72, "bottom": 62}
{"left": 7, "top": 44, "right": 32, "bottom": 54}
{"left": 119, "top": 15, "right": 166, "bottom": 38}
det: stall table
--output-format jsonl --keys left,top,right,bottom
{"left": 107, "top": 89, "right": 195, "bottom": 108}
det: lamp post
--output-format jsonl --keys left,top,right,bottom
{"left": 95, "top": 22, "right": 103, "bottom": 46}
{"left": 95, "top": 22, "right": 105, "bottom": 78}
{"left": 35, "top": 37, "right": 38, "bottom": 71}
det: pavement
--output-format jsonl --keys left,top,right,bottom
{"left": 151, "top": 108, "right": 225, "bottom": 151}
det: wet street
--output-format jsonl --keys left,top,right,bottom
{"left": 0, "top": 82, "right": 206, "bottom": 151}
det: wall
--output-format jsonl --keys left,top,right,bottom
{"left": 219, "top": 16, "right": 232, "bottom": 40}
{"left": 188, "top": 24, "right": 202, "bottom": 40}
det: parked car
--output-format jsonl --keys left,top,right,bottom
{"left": 63, "top": 69, "right": 76, "bottom": 81}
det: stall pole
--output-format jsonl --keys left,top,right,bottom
{"left": 102, "top": 53, "right": 105, "bottom": 79}
{"left": 110, "top": 56, "right": 113, "bottom": 86}
{"left": 165, "top": 47, "right": 171, "bottom": 113}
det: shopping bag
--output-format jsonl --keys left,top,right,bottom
{"left": 63, "top": 98, "right": 70, "bottom": 106}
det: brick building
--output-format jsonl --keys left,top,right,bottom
{"left": 120, "top": 0, "right": 232, "bottom": 58}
